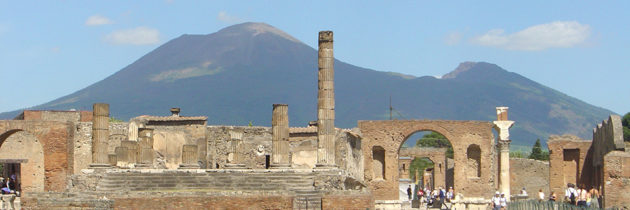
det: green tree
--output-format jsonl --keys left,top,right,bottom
{"left": 409, "top": 157, "right": 434, "bottom": 182}
{"left": 622, "top": 112, "right": 630, "bottom": 142}
{"left": 415, "top": 131, "right": 453, "bottom": 158}
{"left": 528, "top": 139, "right": 549, "bottom": 161}
{"left": 510, "top": 151, "right": 526, "bottom": 158}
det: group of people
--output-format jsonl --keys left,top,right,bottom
{"left": 491, "top": 191, "right": 508, "bottom": 210}
{"left": 0, "top": 174, "right": 18, "bottom": 195}
{"left": 408, "top": 185, "right": 454, "bottom": 208}
{"left": 561, "top": 183, "right": 600, "bottom": 208}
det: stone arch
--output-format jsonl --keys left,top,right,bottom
{"left": 372, "top": 146, "right": 386, "bottom": 180}
{"left": 467, "top": 144, "right": 481, "bottom": 178}
{"left": 0, "top": 129, "right": 45, "bottom": 192}
{"left": 359, "top": 120, "right": 496, "bottom": 200}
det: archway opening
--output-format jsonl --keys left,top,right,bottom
{"left": 0, "top": 130, "right": 45, "bottom": 192}
{"left": 399, "top": 130, "right": 454, "bottom": 195}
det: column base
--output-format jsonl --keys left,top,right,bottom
{"left": 224, "top": 163, "right": 246, "bottom": 168}
{"left": 270, "top": 163, "right": 292, "bottom": 168}
{"left": 314, "top": 163, "right": 337, "bottom": 169}
{"left": 134, "top": 163, "right": 152, "bottom": 168}
{"left": 89, "top": 163, "right": 111, "bottom": 168}
{"left": 178, "top": 164, "right": 200, "bottom": 169}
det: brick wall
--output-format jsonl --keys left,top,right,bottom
{"left": 113, "top": 195, "right": 293, "bottom": 210}
{"left": 322, "top": 194, "right": 374, "bottom": 209}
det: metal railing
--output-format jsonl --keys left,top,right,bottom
{"left": 507, "top": 199, "right": 615, "bottom": 210}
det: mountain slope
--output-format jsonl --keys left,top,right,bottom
{"left": 0, "top": 22, "right": 614, "bottom": 146}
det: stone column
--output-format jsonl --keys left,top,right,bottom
{"left": 493, "top": 106, "right": 514, "bottom": 200}
{"left": 128, "top": 121, "right": 138, "bottom": 141}
{"left": 271, "top": 104, "right": 291, "bottom": 168}
{"left": 90, "top": 103, "right": 111, "bottom": 168}
{"left": 316, "top": 31, "right": 336, "bottom": 168}
{"left": 179, "top": 145, "right": 200, "bottom": 169}
{"left": 225, "top": 131, "right": 245, "bottom": 168}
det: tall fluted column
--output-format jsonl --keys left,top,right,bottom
{"left": 90, "top": 103, "right": 111, "bottom": 168}
{"left": 316, "top": 31, "right": 336, "bottom": 168}
{"left": 271, "top": 104, "right": 291, "bottom": 168}
{"left": 493, "top": 106, "right": 514, "bottom": 200}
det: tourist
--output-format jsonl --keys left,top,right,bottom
{"left": 589, "top": 188, "right": 600, "bottom": 208}
{"left": 577, "top": 184, "right": 587, "bottom": 206}
{"left": 417, "top": 188, "right": 424, "bottom": 205}
{"left": 520, "top": 187, "right": 527, "bottom": 196}
{"left": 491, "top": 192, "right": 501, "bottom": 210}
{"left": 565, "top": 183, "right": 577, "bottom": 205}
{"left": 446, "top": 187, "right": 454, "bottom": 202}
{"left": 538, "top": 189, "right": 545, "bottom": 202}
{"left": 407, "top": 185, "right": 412, "bottom": 200}
{"left": 549, "top": 191, "right": 557, "bottom": 202}
{"left": 499, "top": 193, "right": 507, "bottom": 210}
{"left": 1, "top": 177, "right": 13, "bottom": 194}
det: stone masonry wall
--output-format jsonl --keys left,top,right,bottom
{"left": 72, "top": 122, "right": 128, "bottom": 174}
{"left": 603, "top": 151, "right": 630, "bottom": 208}
{"left": 112, "top": 195, "right": 293, "bottom": 210}
{"left": 321, "top": 193, "right": 375, "bottom": 209}
{"left": 547, "top": 135, "right": 592, "bottom": 194}
{"left": 510, "top": 158, "right": 549, "bottom": 197}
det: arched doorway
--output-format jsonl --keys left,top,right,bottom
{"left": 0, "top": 130, "right": 45, "bottom": 192}
{"left": 359, "top": 120, "right": 496, "bottom": 201}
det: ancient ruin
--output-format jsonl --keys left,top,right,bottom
{"left": 0, "top": 29, "right": 627, "bottom": 210}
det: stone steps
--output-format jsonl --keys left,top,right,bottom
{"left": 96, "top": 171, "right": 315, "bottom": 193}
{"left": 292, "top": 190, "right": 321, "bottom": 210}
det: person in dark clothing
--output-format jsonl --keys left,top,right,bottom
{"left": 407, "top": 185, "right": 412, "bottom": 200}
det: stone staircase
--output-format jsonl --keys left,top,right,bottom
{"left": 96, "top": 171, "right": 315, "bottom": 193}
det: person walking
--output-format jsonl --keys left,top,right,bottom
{"left": 491, "top": 192, "right": 501, "bottom": 210}
{"left": 565, "top": 183, "right": 577, "bottom": 205}
{"left": 577, "top": 185, "right": 587, "bottom": 207}
{"left": 499, "top": 193, "right": 507, "bottom": 210}
{"left": 538, "top": 189, "right": 545, "bottom": 202}
{"left": 407, "top": 185, "right": 412, "bottom": 200}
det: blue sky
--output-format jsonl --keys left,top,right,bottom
{"left": 0, "top": 1, "right": 628, "bottom": 115}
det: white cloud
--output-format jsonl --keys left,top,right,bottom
{"left": 105, "top": 27, "right": 160, "bottom": 45}
{"left": 444, "top": 32, "right": 462, "bottom": 45}
{"left": 217, "top": 11, "right": 242, "bottom": 24}
{"left": 85, "top": 15, "right": 113, "bottom": 26}
{"left": 471, "top": 21, "right": 591, "bottom": 51}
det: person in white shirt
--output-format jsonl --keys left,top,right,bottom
{"left": 499, "top": 193, "right": 507, "bottom": 209}
{"left": 491, "top": 192, "right": 501, "bottom": 210}
{"left": 565, "top": 183, "right": 577, "bottom": 205}
{"left": 538, "top": 189, "right": 545, "bottom": 201}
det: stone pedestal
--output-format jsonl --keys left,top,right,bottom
{"left": 108, "top": 154, "right": 117, "bottom": 166}
{"left": 121, "top": 141, "right": 138, "bottom": 165}
{"left": 115, "top": 146, "right": 129, "bottom": 168}
{"left": 90, "top": 103, "right": 111, "bottom": 168}
{"left": 271, "top": 104, "right": 291, "bottom": 168}
{"left": 316, "top": 31, "right": 337, "bottom": 168}
{"left": 179, "top": 145, "right": 200, "bottom": 169}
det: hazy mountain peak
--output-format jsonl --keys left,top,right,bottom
{"left": 442, "top": 61, "right": 478, "bottom": 79}
{"left": 217, "top": 22, "right": 302, "bottom": 43}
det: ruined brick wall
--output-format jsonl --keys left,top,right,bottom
{"left": 207, "top": 126, "right": 272, "bottom": 169}
{"left": 112, "top": 195, "right": 293, "bottom": 210}
{"left": 547, "top": 135, "right": 592, "bottom": 194}
{"left": 147, "top": 125, "right": 206, "bottom": 169}
{"left": 510, "top": 158, "right": 549, "bottom": 196}
{"left": 602, "top": 151, "right": 630, "bottom": 208}
{"left": 321, "top": 193, "right": 375, "bottom": 209}
{"left": 0, "top": 130, "right": 45, "bottom": 192}
{"left": 0, "top": 121, "right": 73, "bottom": 192}
{"left": 72, "top": 122, "right": 128, "bottom": 174}
{"left": 335, "top": 129, "right": 364, "bottom": 181}
{"left": 21, "top": 110, "right": 93, "bottom": 122}
{"left": 358, "top": 120, "right": 496, "bottom": 200}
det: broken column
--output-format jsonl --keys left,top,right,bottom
{"left": 136, "top": 128, "right": 154, "bottom": 168}
{"left": 115, "top": 146, "right": 129, "bottom": 168}
{"left": 121, "top": 141, "right": 138, "bottom": 166}
{"left": 225, "top": 131, "right": 245, "bottom": 168}
{"left": 271, "top": 104, "right": 291, "bottom": 168}
{"left": 493, "top": 106, "right": 514, "bottom": 200}
{"left": 90, "top": 103, "right": 111, "bottom": 168}
{"left": 316, "top": 31, "right": 336, "bottom": 168}
{"left": 179, "top": 145, "right": 200, "bottom": 169}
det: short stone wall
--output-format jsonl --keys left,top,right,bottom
{"left": 603, "top": 151, "right": 630, "bottom": 208}
{"left": 510, "top": 158, "right": 549, "bottom": 197}
{"left": 113, "top": 195, "right": 293, "bottom": 210}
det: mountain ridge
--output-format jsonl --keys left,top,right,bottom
{"left": 0, "top": 22, "right": 615, "bottom": 146}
